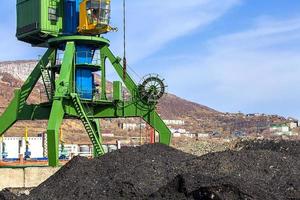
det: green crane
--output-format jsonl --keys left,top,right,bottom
{"left": 0, "top": 0, "right": 172, "bottom": 167}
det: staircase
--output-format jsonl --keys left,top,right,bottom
{"left": 71, "top": 93, "right": 105, "bottom": 157}
{"left": 40, "top": 67, "right": 53, "bottom": 101}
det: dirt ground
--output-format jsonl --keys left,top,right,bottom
{"left": 172, "top": 138, "right": 234, "bottom": 156}
{"left": 0, "top": 139, "right": 299, "bottom": 200}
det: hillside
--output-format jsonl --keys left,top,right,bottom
{"left": 0, "top": 60, "right": 289, "bottom": 143}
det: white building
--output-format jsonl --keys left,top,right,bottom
{"left": 61, "top": 144, "right": 79, "bottom": 156}
{"left": 2, "top": 137, "right": 44, "bottom": 159}
{"left": 121, "top": 123, "right": 146, "bottom": 130}
{"left": 270, "top": 124, "right": 299, "bottom": 136}
{"left": 289, "top": 122, "right": 298, "bottom": 129}
{"left": 197, "top": 133, "right": 210, "bottom": 138}
{"left": 170, "top": 128, "right": 192, "bottom": 138}
{"left": 172, "top": 132, "right": 181, "bottom": 138}
{"left": 270, "top": 125, "right": 290, "bottom": 133}
{"left": 182, "top": 133, "right": 196, "bottom": 138}
{"left": 102, "top": 133, "right": 115, "bottom": 137}
{"left": 164, "top": 120, "right": 185, "bottom": 126}
{"left": 1, "top": 136, "right": 121, "bottom": 160}
{"left": 170, "top": 128, "right": 189, "bottom": 134}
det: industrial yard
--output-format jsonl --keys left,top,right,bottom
{"left": 1, "top": 0, "right": 300, "bottom": 200}
{"left": 0, "top": 139, "right": 299, "bottom": 199}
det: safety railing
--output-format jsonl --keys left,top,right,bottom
{"left": 56, "top": 51, "right": 101, "bottom": 66}
{"left": 75, "top": 88, "right": 105, "bottom": 101}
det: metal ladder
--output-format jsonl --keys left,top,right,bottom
{"left": 71, "top": 93, "right": 105, "bottom": 157}
{"left": 41, "top": 67, "right": 53, "bottom": 101}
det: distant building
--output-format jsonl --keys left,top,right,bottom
{"left": 286, "top": 118, "right": 299, "bottom": 129}
{"left": 196, "top": 133, "right": 210, "bottom": 138}
{"left": 270, "top": 124, "right": 290, "bottom": 133}
{"left": 121, "top": 123, "right": 146, "bottom": 131}
{"left": 269, "top": 124, "right": 298, "bottom": 136}
{"left": 170, "top": 128, "right": 188, "bottom": 134}
{"left": 1, "top": 137, "right": 120, "bottom": 160}
{"left": 102, "top": 133, "right": 115, "bottom": 137}
{"left": 122, "top": 123, "right": 138, "bottom": 130}
{"left": 232, "top": 131, "right": 246, "bottom": 138}
{"left": 211, "top": 131, "right": 222, "bottom": 137}
{"left": 1, "top": 137, "right": 44, "bottom": 159}
{"left": 163, "top": 120, "right": 185, "bottom": 126}
{"left": 289, "top": 122, "right": 298, "bottom": 129}
{"left": 246, "top": 113, "right": 263, "bottom": 117}
{"left": 170, "top": 128, "right": 191, "bottom": 138}
{"left": 61, "top": 144, "right": 80, "bottom": 156}
{"left": 172, "top": 132, "right": 181, "bottom": 138}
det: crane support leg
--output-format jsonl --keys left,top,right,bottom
{"left": 47, "top": 100, "right": 65, "bottom": 167}
{"left": 47, "top": 42, "right": 75, "bottom": 166}
{"left": 0, "top": 49, "right": 54, "bottom": 136}
{"left": 142, "top": 111, "right": 171, "bottom": 145}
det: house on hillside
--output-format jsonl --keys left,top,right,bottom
{"left": 270, "top": 124, "right": 289, "bottom": 132}
{"left": 163, "top": 120, "right": 185, "bottom": 126}
{"left": 269, "top": 123, "right": 298, "bottom": 136}
{"left": 287, "top": 117, "right": 299, "bottom": 129}
{"left": 120, "top": 123, "right": 146, "bottom": 131}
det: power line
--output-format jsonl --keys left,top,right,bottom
{"left": 122, "top": 0, "right": 127, "bottom": 80}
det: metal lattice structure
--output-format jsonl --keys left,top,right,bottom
{"left": 0, "top": 0, "right": 172, "bottom": 167}
{"left": 0, "top": 35, "right": 172, "bottom": 167}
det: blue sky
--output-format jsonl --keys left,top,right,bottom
{"left": 1, "top": 0, "right": 300, "bottom": 119}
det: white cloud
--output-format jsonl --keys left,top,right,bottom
{"left": 109, "top": 0, "right": 241, "bottom": 63}
{"left": 105, "top": 0, "right": 241, "bottom": 81}
{"left": 0, "top": 1, "right": 241, "bottom": 61}
{"left": 162, "top": 16, "right": 300, "bottom": 118}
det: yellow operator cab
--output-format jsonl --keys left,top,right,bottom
{"left": 78, "top": 0, "right": 113, "bottom": 35}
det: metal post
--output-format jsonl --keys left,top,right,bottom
{"left": 100, "top": 48, "right": 107, "bottom": 100}
{"left": 0, "top": 136, "right": 2, "bottom": 161}
{"left": 150, "top": 127, "right": 155, "bottom": 144}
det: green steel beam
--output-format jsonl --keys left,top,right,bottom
{"left": 54, "top": 42, "right": 75, "bottom": 97}
{"left": 0, "top": 49, "right": 55, "bottom": 135}
{"left": 19, "top": 49, "right": 55, "bottom": 109}
{"left": 98, "top": 45, "right": 172, "bottom": 145}
{"left": 143, "top": 111, "right": 172, "bottom": 145}
{"left": 93, "top": 119, "right": 103, "bottom": 143}
{"left": 48, "top": 35, "right": 109, "bottom": 48}
{"left": 91, "top": 119, "right": 103, "bottom": 157}
{"left": 47, "top": 100, "right": 65, "bottom": 167}
{"left": 47, "top": 42, "right": 75, "bottom": 167}
{"left": 18, "top": 104, "right": 51, "bottom": 120}
{"left": 100, "top": 48, "right": 107, "bottom": 100}
{"left": 0, "top": 90, "right": 21, "bottom": 135}
{"left": 101, "top": 45, "right": 137, "bottom": 95}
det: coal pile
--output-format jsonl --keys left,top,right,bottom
{"left": 152, "top": 149, "right": 300, "bottom": 199}
{"left": 234, "top": 139, "right": 300, "bottom": 157}
{"left": 22, "top": 144, "right": 195, "bottom": 200}
{"left": 1, "top": 141, "right": 300, "bottom": 200}
{"left": 0, "top": 189, "right": 18, "bottom": 200}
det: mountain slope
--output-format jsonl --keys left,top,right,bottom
{"left": 0, "top": 60, "right": 288, "bottom": 143}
